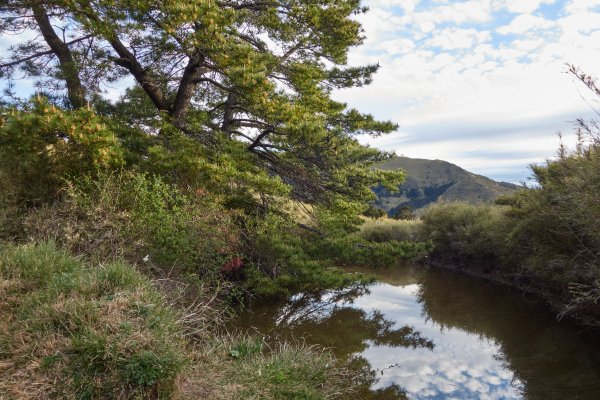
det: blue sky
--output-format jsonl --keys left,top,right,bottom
{"left": 2, "top": 1, "right": 600, "bottom": 183}
{"left": 333, "top": 0, "right": 600, "bottom": 183}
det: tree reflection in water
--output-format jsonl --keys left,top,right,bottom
{"left": 235, "top": 281, "right": 434, "bottom": 398}
{"left": 235, "top": 266, "right": 600, "bottom": 399}
{"left": 415, "top": 268, "right": 600, "bottom": 399}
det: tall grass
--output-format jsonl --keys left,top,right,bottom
{"left": 23, "top": 171, "right": 240, "bottom": 276}
{"left": 359, "top": 218, "right": 421, "bottom": 243}
{"left": 186, "top": 335, "right": 353, "bottom": 400}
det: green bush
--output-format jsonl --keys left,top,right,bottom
{"left": 505, "top": 146, "right": 600, "bottom": 280}
{"left": 419, "top": 145, "right": 600, "bottom": 319}
{"left": 362, "top": 205, "right": 386, "bottom": 219}
{"left": 392, "top": 205, "right": 415, "bottom": 220}
{"left": 497, "top": 135, "right": 600, "bottom": 311}
{"left": 359, "top": 218, "right": 422, "bottom": 243}
{"left": 419, "top": 202, "right": 514, "bottom": 269}
{"left": 25, "top": 171, "right": 240, "bottom": 275}
{"left": 0, "top": 98, "right": 124, "bottom": 207}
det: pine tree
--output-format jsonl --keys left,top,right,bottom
{"left": 1, "top": 0, "right": 404, "bottom": 217}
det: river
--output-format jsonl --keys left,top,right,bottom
{"left": 232, "top": 264, "right": 600, "bottom": 399}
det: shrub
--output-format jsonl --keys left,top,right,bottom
{"left": 506, "top": 145, "right": 600, "bottom": 279}
{"left": 0, "top": 98, "right": 124, "bottom": 207}
{"left": 419, "top": 202, "right": 514, "bottom": 269}
{"left": 24, "top": 171, "right": 240, "bottom": 275}
{"left": 362, "top": 205, "right": 386, "bottom": 219}
{"left": 359, "top": 218, "right": 422, "bottom": 243}
{"left": 392, "top": 205, "right": 415, "bottom": 220}
{"left": 498, "top": 134, "right": 600, "bottom": 313}
{"left": 418, "top": 140, "right": 600, "bottom": 322}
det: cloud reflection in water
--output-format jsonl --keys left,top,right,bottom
{"left": 353, "top": 283, "right": 524, "bottom": 399}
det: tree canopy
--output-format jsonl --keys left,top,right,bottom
{"left": 1, "top": 0, "right": 403, "bottom": 218}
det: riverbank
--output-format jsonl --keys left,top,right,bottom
{"left": 0, "top": 242, "right": 355, "bottom": 399}
{"left": 426, "top": 257, "right": 600, "bottom": 329}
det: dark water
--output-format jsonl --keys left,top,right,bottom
{"left": 232, "top": 265, "right": 600, "bottom": 399}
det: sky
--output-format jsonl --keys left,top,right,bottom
{"left": 2, "top": 1, "right": 600, "bottom": 183}
{"left": 333, "top": 0, "right": 600, "bottom": 183}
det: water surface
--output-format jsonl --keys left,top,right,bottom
{"left": 233, "top": 265, "right": 600, "bottom": 399}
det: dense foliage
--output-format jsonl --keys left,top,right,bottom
{"left": 0, "top": 1, "right": 424, "bottom": 396}
{"left": 0, "top": 0, "right": 404, "bottom": 209}
{"left": 420, "top": 125, "right": 600, "bottom": 324}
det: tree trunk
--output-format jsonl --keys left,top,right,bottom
{"left": 32, "top": 4, "right": 86, "bottom": 109}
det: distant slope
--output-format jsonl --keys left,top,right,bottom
{"left": 373, "top": 156, "right": 520, "bottom": 214}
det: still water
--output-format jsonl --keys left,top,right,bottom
{"left": 233, "top": 265, "right": 600, "bottom": 399}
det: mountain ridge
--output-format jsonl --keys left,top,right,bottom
{"left": 373, "top": 156, "right": 520, "bottom": 214}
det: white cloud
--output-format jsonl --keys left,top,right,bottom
{"left": 366, "top": 0, "right": 421, "bottom": 13}
{"left": 494, "top": 0, "right": 556, "bottom": 14}
{"left": 432, "top": 0, "right": 493, "bottom": 24}
{"left": 426, "top": 28, "right": 491, "bottom": 50}
{"left": 497, "top": 14, "right": 556, "bottom": 35}
{"left": 335, "top": 1, "right": 600, "bottom": 182}
{"left": 375, "top": 38, "right": 416, "bottom": 55}
{"left": 565, "top": 0, "right": 600, "bottom": 13}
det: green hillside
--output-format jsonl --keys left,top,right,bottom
{"left": 373, "top": 157, "right": 520, "bottom": 214}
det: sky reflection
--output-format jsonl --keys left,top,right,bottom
{"left": 351, "top": 283, "right": 524, "bottom": 399}
{"left": 233, "top": 266, "right": 600, "bottom": 399}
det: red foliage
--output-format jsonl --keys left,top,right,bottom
{"left": 221, "top": 256, "right": 244, "bottom": 273}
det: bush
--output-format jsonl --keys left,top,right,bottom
{"left": 419, "top": 202, "right": 514, "bottom": 270}
{"left": 0, "top": 98, "right": 124, "bottom": 208}
{"left": 418, "top": 149, "right": 600, "bottom": 322}
{"left": 0, "top": 242, "right": 186, "bottom": 398}
{"left": 498, "top": 134, "right": 600, "bottom": 313}
{"left": 24, "top": 171, "right": 240, "bottom": 275}
{"left": 359, "top": 218, "right": 421, "bottom": 243}
{"left": 362, "top": 205, "right": 386, "bottom": 219}
{"left": 392, "top": 205, "right": 415, "bottom": 220}
{"left": 506, "top": 144, "right": 600, "bottom": 280}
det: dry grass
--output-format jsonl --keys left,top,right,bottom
{"left": 0, "top": 242, "right": 186, "bottom": 399}
{"left": 180, "top": 334, "right": 354, "bottom": 400}
{"left": 0, "top": 242, "right": 356, "bottom": 400}
{"left": 359, "top": 218, "right": 422, "bottom": 243}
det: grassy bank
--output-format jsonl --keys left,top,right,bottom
{"left": 0, "top": 242, "right": 354, "bottom": 399}
{"left": 0, "top": 162, "right": 423, "bottom": 398}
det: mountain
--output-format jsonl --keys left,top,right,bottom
{"left": 373, "top": 156, "right": 520, "bottom": 215}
